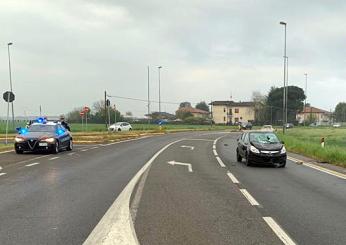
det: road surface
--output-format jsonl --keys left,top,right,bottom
{"left": 0, "top": 132, "right": 345, "bottom": 245}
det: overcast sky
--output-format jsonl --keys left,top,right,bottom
{"left": 1, "top": 0, "right": 346, "bottom": 117}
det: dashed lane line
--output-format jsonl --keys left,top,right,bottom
{"left": 25, "top": 162, "right": 40, "bottom": 167}
{"left": 49, "top": 157, "right": 59, "bottom": 161}
{"left": 263, "top": 217, "right": 297, "bottom": 245}
{"left": 216, "top": 156, "right": 226, "bottom": 167}
{"left": 0, "top": 173, "right": 6, "bottom": 176}
{"left": 239, "top": 189, "right": 260, "bottom": 206}
{"left": 227, "top": 172, "right": 240, "bottom": 184}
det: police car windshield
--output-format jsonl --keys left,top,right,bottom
{"left": 250, "top": 132, "right": 280, "bottom": 144}
{"left": 29, "top": 124, "right": 56, "bottom": 132}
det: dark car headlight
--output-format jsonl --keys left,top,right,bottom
{"left": 250, "top": 145, "right": 260, "bottom": 154}
{"left": 280, "top": 146, "right": 286, "bottom": 154}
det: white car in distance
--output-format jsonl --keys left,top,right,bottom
{"left": 261, "top": 125, "right": 275, "bottom": 132}
{"left": 109, "top": 122, "right": 132, "bottom": 132}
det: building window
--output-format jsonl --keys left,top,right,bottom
{"left": 229, "top": 109, "right": 232, "bottom": 114}
{"left": 240, "top": 117, "right": 243, "bottom": 120}
{"left": 235, "top": 118, "right": 239, "bottom": 122}
{"left": 224, "top": 108, "right": 226, "bottom": 113}
{"left": 224, "top": 117, "right": 226, "bottom": 122}
{"left": 235, "top": 108, "right": 239, "bottom": 113}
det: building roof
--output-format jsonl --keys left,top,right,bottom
{"left": 177, "top": 107, "right": 209, "bottom": 114}
{"left": 210, "top": 101, "right": 255, "bottom": 107}
{"left": 299, "top": 106, "right": 331, "bottom": 114}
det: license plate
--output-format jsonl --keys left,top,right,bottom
{"left": 39, "top": 142, "right": 48, "bottom": 147}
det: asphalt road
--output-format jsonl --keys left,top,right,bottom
{"left": 135, "top": 132, "right": 346, "bottom": 245}
{"left": 1, "top": 131, "right": 345, "bottom": 245}
{"left": 0, "top": 132, "right": 209, "bottom": 245}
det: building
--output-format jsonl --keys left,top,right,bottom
{"left": 176, "top": 107, "right": 210, "bottom": 118}
{"left": 210, "top": 101, "right": 255, "bottom": 125}
{"left": 296, "top": 106, "right": 332, "bottom": 125}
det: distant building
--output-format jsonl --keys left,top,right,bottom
{"left": 296, "top": 106, "right": 332, "bottom": 125}
{"left": 176, "top": 107, "right": 209, "bottom": 118}
{"left": 147, "top": 112, "right": 176, "bottom": 120}
{"left": 210, "top": 101, "right": 255, "bottom": 125}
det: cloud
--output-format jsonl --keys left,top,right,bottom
{"left": 0, "top": 0, "right": 345, "bottom": 117}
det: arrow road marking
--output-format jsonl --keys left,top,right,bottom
{"left": 168, "top": 160, "right": 193, "bottom": 172}
{"left": 180, "top": 145, "right": 194, "bottom": 150}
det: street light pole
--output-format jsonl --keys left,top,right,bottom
{"left": 147, "top": 66, "right": 150, "bottom": 124}
{"left": 304, "top": 73, "right": 308, "bottom": 126}
{"left": 7, "top": 42, "right": 15, "bottom": 129}
{"left": 280, "top": 21, "right": 287, "bottom": 134}
{"left": 286, "top": 56, "right": 288, "bottom": 125}
{"left": 158, "top": 66, "right": 162, "bottom": 113}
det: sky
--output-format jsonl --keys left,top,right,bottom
{"left": 1, "top": 0, "right": 346, "bottom": 117}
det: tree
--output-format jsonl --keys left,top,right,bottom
{"left": 66, "top": 107, "right": 84, "bottom": 123}
{"left": 267, "top": 86, "right": 305, "bottom": 124}
{"left": 179, "top": 102, "right": 191, "bottom": 108}
{"left": 252, "top": 91, "right": 268, "bottom": 125}
{"left": 195, "top": 101, "right": 209, "bottom": 112}
{"left": 334, "top": 102, "right": 346, "bottom": 122}
{"left": 176, "top": 110, "right": 193, "bottom": 120}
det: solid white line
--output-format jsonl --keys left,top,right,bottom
{"left": 25, "top": 162, "right": 40, "bottom": 167}
{"left": 227, "top": 172, "right": 240, "bottom": 184}
{"left": 0, "top": 172, "right": 6, "bottom": 176}
{"left": 83, "top": 139, "right": 183, "bottom": 245}
{"left": 90, "top": 146, "right": 99, "bottom": 150}
{"left": 263, "top": 217, "right": 297, "bottom": 245}
{"left": 213, "top": 149, "right": 218, "bottom": 156}
{"left": 213, "top": 144, "right": 216, "bottom": 150}
{"left": 288, "top": 156, "right": 346, "bottom": 180}
{"left": 239, "top": 189, "right": 260, "bottom": 206}
{"left": 49, "top": 157, "right": 59, "bottom": 160}
{"left": 216, "top": 156, "right": 226, "bottom": 167}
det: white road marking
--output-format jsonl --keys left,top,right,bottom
{"left": 68, "top": 152, "right": 75, "bottom": 156}
{"left": 180, "top": 145, "right": 194, "bottom": 150}
{"left": 0, "top": 150, "right": 14, "bottom": 154}
{"left": 90, "top": 146, "right": 99, "bottom": 150}
{"left": 213, "top": 149, "right": 218, "bottom": 156}
{"left": 287, "top": 156, "right": 346, "bottom": 180}
{"left": 263, "top": 217, "right": 297, "bottom": 245}
{"left": 81, "top": 149, "right": 89, "bottom": 152}
{"left": 213, "top": 145, "right": 216, "bottom": 150}
{"left": 167, "top": 160, "right": 193, "bottom": 172}
{"left": 49, "top": 157, "right": 59, "bottom": 160}
{"left": 184, "top": 138, "right": 214, "bottom": 142}
{"left": 239, "top": 189, "right": 260, "bottom": 206}
{"left": 0, "top": 172, "right": 6, "bottom": 176}
{"left": 83, "top": 139, "right": 183, "bottom": 245}
{"left": 216, "top": 156, "right": 226, "bottom": 167}
{"left": 227, "top": 172, "right": 240, "bottom": 184}
{"left": 25, "top": 162, "right": 40, "bottom": 167}
{"left": 103, "top": 136, "right": 151, "bottom": 146}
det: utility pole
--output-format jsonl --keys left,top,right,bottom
{"left": 114, "top": 104, "right": 117, "bottom": 124}
{"left": 104, "top": 91, "right": 107, "bottom": 129}
{"left": 304, "top": 73, "right": 308, "bottom": 126}
{"left": 286, "top": 56, "right": 289, "bottom": 125}
{"left": 7, "top": 42, "right": 15, "bottom": 129}
{"left": 158, "top": 66, "right": 162, "bottom": 113}
{"left": 147, "top": 66, "right": 150, "bottom": 124}
{"left": 280, "top": 21, "right": 287, "bottom": 134}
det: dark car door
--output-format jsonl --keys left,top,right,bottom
{"left": 238, "top": 133, "right": 246, "bottom": 157}
{"left": 241, "top": 133, "right": 250, "bottom": 157}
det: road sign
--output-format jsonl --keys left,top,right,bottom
{"left": 83, "top": 106, "right": 90, "bottom": 113}
{"left": 3, "top": 91, "right": 15, "bottom": 102}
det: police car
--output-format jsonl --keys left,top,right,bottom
{"left": 14, "top": 118, "right": 73, "bottom": 154}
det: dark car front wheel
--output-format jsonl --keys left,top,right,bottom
{"left": 236, "top": 149, "right": 242, "bottom": 162}
{"left": 52, "top": 141, "right": 59, "bottom": 154}
{"left": 15, "top": 148, "right": 23, "bottom": 154}
{"left": 245, "top": 153, "right": 252, "bottom": 166}
{"left": 279, "top": 161, "right": 286, "bottom": 168}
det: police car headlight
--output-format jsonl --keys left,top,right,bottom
{"left": 15, "top": 137, "right": 24, "bottom": 143}
{"left": 44, "top": 138, "right": 55, "bottom": 143}
{"left": 250, "top": 145, "right": 260, "bottom": 154}
{"left": 280, "top": 146, "right": 286, "bottom": 154}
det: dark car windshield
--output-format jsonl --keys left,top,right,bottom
{"left": 28, "top": 124, "right": 56, "bottom": 133}
{"left": 249, "top": 132, "right": 280, "bottom": 144}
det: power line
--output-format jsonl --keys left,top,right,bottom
{"left": 106, "top": 94, "right": 182, "bottom": 105}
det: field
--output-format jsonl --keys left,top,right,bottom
{"left": 277, "top": 127, "right": 346, "bottom": 167}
